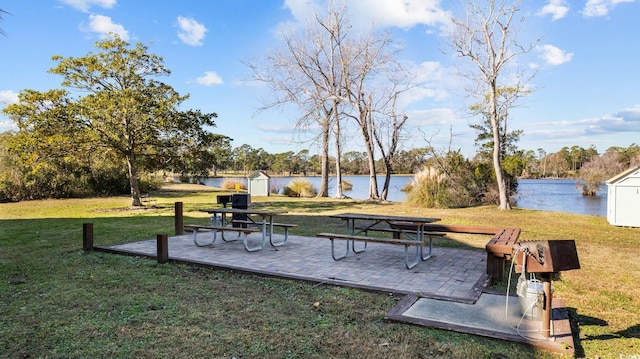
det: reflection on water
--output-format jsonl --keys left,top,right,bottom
{"left": 202, "top": 176, "right": 607, "bottom": 217}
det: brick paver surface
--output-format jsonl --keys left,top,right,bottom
{"left": 105, "top": 232, "right": 489, "bottom": 303}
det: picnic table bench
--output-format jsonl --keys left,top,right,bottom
{"left": 184, "top": 224, "right": 260, "bottom": 248}
{"left": 316, "top": 232, "right": 430, "bottom": 269}
{"left": 231, "top": 220, "right": 298, "bottom": 243}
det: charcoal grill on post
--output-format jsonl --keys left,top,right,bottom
{"left": 515, "top": 240, "right": 580, "bottom": 338}
{"left": 216, "top": 195, "right": 232, "bottom": 208}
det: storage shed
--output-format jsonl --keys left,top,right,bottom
{"left": 606, "top": 166, "right": 640, "bottom": 227}
{"left": 248, "top": 171, "right": 270, "bottom": 196}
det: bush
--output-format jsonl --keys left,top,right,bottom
{"left": 404, "top": 151, "right": 487, "bottom": 208}
{"left": 283, "top": 179, "right": 317, "bottom": 198}
{"left": 341, "top": 179, "right": 353, "bottom": 191}
{"left": 221, "top": 179, "right": 247, "bottom": 190}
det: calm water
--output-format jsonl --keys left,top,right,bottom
{"left": 515, "top": 179, "right": 606, "bottom": 217}
{"left": 202, "top": 176, "right": 607, "bottom": 217}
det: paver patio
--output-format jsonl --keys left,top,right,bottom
{"left": 99, "top": 231, "right": 489, "bottom": 303}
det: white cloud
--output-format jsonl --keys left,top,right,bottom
{"left": 527, "top": 105, "right": 640, "bottom": 141}
{"left": 538, "top": 0, "right": 570, "bottom": 20}
{"left": 283, "top": 0, "right": 323, "bottom": 22}
{"left": 283, "top": 0, "right": 449, "bottom": 30}
{"left": 350, "top": 0, "right": 449, "bottom": 29}
{"left": 582, "top": 0, "right": 636, "bottom": 17}
{"left": 84, "top": 14, "right": 129, "bottom": 40}
{"left": 397, "top": 61, "right": 458, "bottom": 108}
{"left": 0, "top": 90, "right": 19, "bottom": 105}
{"left": 59, "top": 0, "right": 116, "bottom": 13}
{"left": 583, "top": 105, "right": 640, "bottom": 134}
{"left": 537, "top": 44, "right": 573, "bottom": 66}
{"left": 407, "top": 108, "right": 462, "bottom": 127}
{"left": 196, "top": 71, "right": 223, "bottom": 86}
{"left": 177, "top": 16, "right": 207, "bottom": 46}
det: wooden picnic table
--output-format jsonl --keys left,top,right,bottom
{"left": 319, "top": 212, "right": 441, "bottom": 269}
{"left": 197, "top": 207, "right": 289, "bottom": 251}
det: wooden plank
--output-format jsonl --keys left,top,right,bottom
{"left": 316, "top": 232, "right": 424, "bottom": 246}
{"left": 231, "top": 220, "right": 298, "bottom": 228}
{"left": 184, "top": 224, "right": 260, "bottom": 234}
{"left": 485, "top": 228, "right": 521, "bottom": 256}
{"left": 417, "top": 223, "right": 502, "bottom": 235}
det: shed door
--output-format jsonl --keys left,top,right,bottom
{"left": 615, "top": 186, "right": 640, "bottom": 226}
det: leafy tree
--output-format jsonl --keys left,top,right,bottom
{"left": 35, "top": 36, "right": 220, "bottom": 205}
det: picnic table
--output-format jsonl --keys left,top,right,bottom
{"left": 317, "top": 212, "right": 442, "bottom": 269}
{"left": 189, "top": 207, "right": 290, "bottom": 252}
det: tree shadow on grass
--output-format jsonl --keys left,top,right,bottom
{"left": 565, "top": 307, "right": 640, "bottom": 358}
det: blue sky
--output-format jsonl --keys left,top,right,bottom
{"left": 1, "top": 0, "right": 638, "bottom": 158}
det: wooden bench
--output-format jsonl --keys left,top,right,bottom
{"left": 316, "top": 232, "right": 430, "bottom": 269}
{"left": 184, "top": 224, "right": 260, "bottom": 247}
{"left": 485, "top": 228, "right": 521, "bottom": 281}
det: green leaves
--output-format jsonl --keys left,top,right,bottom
{"left": 1, "top": 36, "right": 221, "bottom": 203}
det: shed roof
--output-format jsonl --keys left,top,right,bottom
{"left": 248, "top": 170, "right": 270, "bottom": 179}
{"left": 606, "top": 166, "right": 640, "bottom": 185}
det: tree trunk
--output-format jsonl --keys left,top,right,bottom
{"left": 333, "top": 107, "right": 345, "bottom": 199}
{"left": 127, "top": 153, "right": 142, "bottom": 206}
{"left": 489, "top": 87, "right": 511, "bottom": 210}
{"left": 317, "top": 119, "right": 330, "bottom": 197}
{"left": 380, "top": 162, "right": 393, "bottom": 201}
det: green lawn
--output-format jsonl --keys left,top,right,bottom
{"left": 1, "top": 182, "right": 638, "bottom": 358}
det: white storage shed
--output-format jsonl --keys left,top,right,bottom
{"left": 248, "top": 171, "right": 271, "bottom": 197}
{"left": 606, "top": 166, "right": 640, "bottom": 227}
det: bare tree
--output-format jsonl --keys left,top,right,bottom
{"left": 248, "top": 1, "right": 410, "bottom": 200}
{"left": 336, "top": 17, "right": 407, "bottom": 200}
{"left": 577, "top": 152, "right": 626, "bottom": 195}
{"left": 245, "top": 8, "right": 347, "bottom": 197}
{"left": 1, "top": 8, "right": 10, "bottom": 37}
{"left": 371, "top": 80, "right": 411, "bottom": 201}
{"left": 448, "top": 0, "right": 536, "bottom": 209}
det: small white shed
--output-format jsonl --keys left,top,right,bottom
{"left": 606, "top": 166, "right": 640, "bottom": 227}
{"left": 248, "top": 171, "right": 270, "bottom": 196}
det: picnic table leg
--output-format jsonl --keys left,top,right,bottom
{"left": 405, "top": 245, "right": 421, "bottom": 269}
{"left": 330, "top": 238, "right": 349, "bottom": 260}
{"left": 193, "top": 229, "right": 217, "bottom": 247}
{"left": 420, "top": 225, "right": 434, "bottom": 261}
{"left": 269, "top": 216, "right": 288, "bottom": 247}
{"left": 243, "top": 216, "right": 267, "bottom": 252}
{"left": 347, "top": 219, "right": 367, "bottom": 253}
{"left": 218, "top": 213, "right": 240, "bottom": 242}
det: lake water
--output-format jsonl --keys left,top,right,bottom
{"left": 202, "top": 176, "right": 607, "bottom": 217}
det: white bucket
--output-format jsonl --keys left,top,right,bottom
{"left": 517, "top": 279, "right": 546, "bottom": 321}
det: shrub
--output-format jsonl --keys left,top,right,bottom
{"left": 405, "top": 151, "right": 485, "bottom": 208}
{"left": 283, "top": 179, "right": 317, "bottom": 198}
{"left": 221, "top": 179, "right": 247, "bottom": 190}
